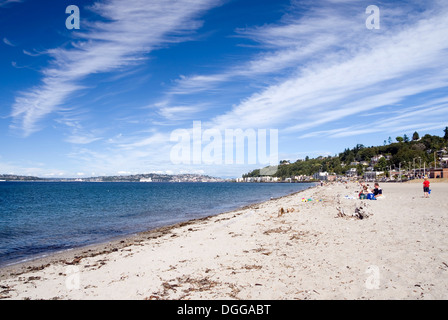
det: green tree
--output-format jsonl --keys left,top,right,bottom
{"left": 444, "top": 127, "right": 448, "bottom": 140}
{"left": 356, "top": 163, "right": 364, "bottom": 176}
{"left": 403, "top": 134, "right": 409, "bottom": 143}
{"left": 330, "top": 157, "right": 343, "bottom": 174}
{"left": 359, "top": 148, "right": 375, "bottom": 161}
{"left": 412, "top": 131, "right": 419, "bottom": 141}
{"left": 374, "top": 157, "right": 388, "bottom": 171}
{"left": 421, "top": 134, "right": 445, "bottom": 151}
{"left": 396, "top": 136, "right": 404, "bottom": 143}
{"left": 346, "top": 153, "right": 355, "bottom": 164}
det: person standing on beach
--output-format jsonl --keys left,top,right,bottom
{"left": 423, "top": 177, "right": 430, "bottom": 198}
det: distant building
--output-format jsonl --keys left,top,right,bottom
{"left": 441, "top": 155, "right": 448, "bottom": 167}
{"left": 236, "top": 176, "right": 280, "bottom": 183}
{"left": 364, "top": 171, "right": 384, "bottom": 181}
{"left": 428, "top": 168, "right": 448, "bottom": 179}
{"left": 313, "top": 171, "right": 328, "bottom": 181}
{"left": 346, "top": 168, "right": 357, "bottom": 177}
{"left": 294, "top": 175, "right": 311, "bottom": 181}
{"left": 370, "top": 155, "right": 384, "bottom": 164}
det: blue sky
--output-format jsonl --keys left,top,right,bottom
{"left": 1, "top": 0, "right": 448, "bottom": 178}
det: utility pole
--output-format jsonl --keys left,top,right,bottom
{"left": 419, "top": 157, "right": 422, "bottom": 178}
{"left": 409, "top": 161, "right": 411, "bottom": 179}
{"left": 434, "top": 151, "right": 437, "bottom": 169}
{"left": 413, "top": 158, "right": 416, "bottom": 179}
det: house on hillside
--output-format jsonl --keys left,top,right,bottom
{"left": 441, "top": 155, "right": 448, "bottom": 168}
{"left": 370, "top": 155, "right": 384, "bottom": 165}
{"left": 346, "top": 168, "right": 357, "bottom": 177}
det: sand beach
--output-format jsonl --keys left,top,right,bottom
{"left": 1, "top": 181, "right": 447, "bottom": 300}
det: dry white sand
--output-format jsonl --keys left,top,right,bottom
{"left": 1, "top": 181, "right": 447, "bottom": 300}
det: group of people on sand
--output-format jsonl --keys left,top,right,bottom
{"left": 358, "top": 178, "right": 431, "bottom": 199}
{"left": 358, "top": 182, "right": 383, "bottom": 200}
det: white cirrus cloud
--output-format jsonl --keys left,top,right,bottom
{"left": 0, "top": 0, "right": 23, "bottom": 7}
{"left": 2, "top": 37, "right": 15, "bottom": 46}
{"left": 10, "top": 0, "right": 221, "bottom": 136}
{"left": 203, "top": 1, "right": 448, "bottom": 136}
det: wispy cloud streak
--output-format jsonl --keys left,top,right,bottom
{"left": 10, "top": 0, "right": 220, "bottom": 136}
{"left": 0, "top": 0, "right": 23, "bottom": 7}
{"left": 204, "top": 1, "right": 448, "bottom": 136}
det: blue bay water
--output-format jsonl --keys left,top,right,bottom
{"left": 0, "top": 181, "right": 315, "bottom": 267}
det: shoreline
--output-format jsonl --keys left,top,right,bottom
{"left": 0, "top": 184, "right": 317, "bottom": 280}
{"left": 1, "top": 181, "right": 447, "bottom": 300}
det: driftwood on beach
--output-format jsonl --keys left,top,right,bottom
{"left": 336, "top": 202, "right": 372, "bottom": 220}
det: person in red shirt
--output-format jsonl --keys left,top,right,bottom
{"left": 423, "top": 177, "right": 430, "bottom": 198}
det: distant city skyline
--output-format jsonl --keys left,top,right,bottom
{"left": 1, "top": 0, "right": 448, "bottom": 178}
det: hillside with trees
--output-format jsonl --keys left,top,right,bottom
{"left": 243, "top": 128, "right": 448, "bottom": 179}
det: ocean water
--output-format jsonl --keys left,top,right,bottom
{"left": 0, "top": 181, "right": 315, "bottom": 267}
